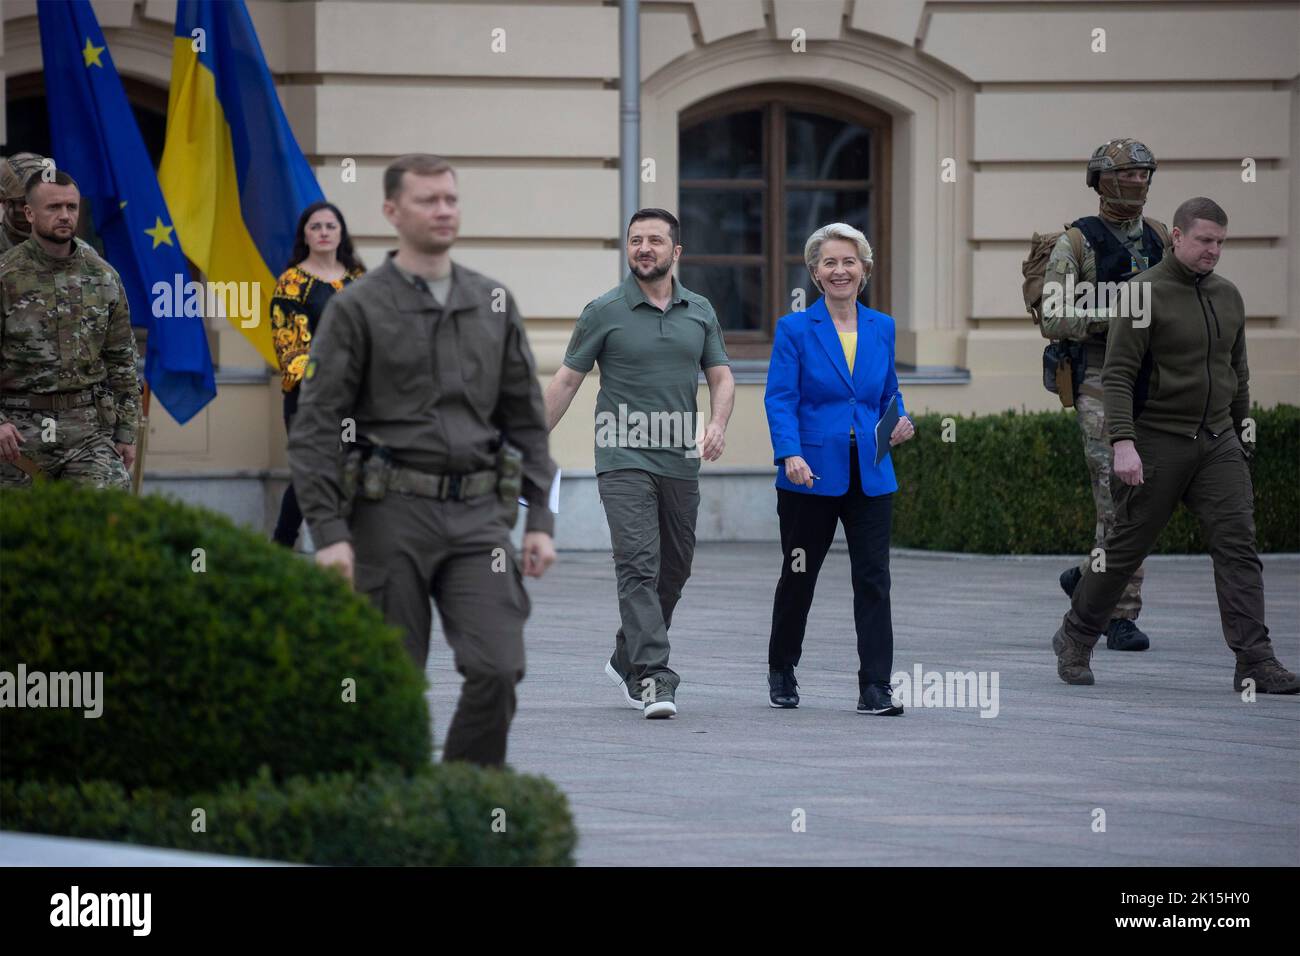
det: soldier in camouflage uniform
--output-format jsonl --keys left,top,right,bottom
{"left": 0, "top": 171, "right": 140, "bottom": 489}
{"left": 1041, "top": 139, "right": 1169, "bottom": 652}
{"left": 0, "top": 153, "right": 48, "bottom": 254}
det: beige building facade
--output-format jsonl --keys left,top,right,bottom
{"left": 3, "top": 0, "right": 1298, "bottom": 546}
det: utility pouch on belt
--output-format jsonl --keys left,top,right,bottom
{"left": 93, "top": 386, "right": 117, "bottom": 430}
{"left": 361, "top": 445, "right": 392, "bottom": 501}
{"left": 496, "top": 442, "right": 523, "bottom": 524}
{"left": 339, "top": 446, "right": 363, "bottom": 518}
{"left": 1042, "top": 342, "right": 1087, "bottom": 409}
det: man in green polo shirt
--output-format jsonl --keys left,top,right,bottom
{"left": 545, "top": 208, "right": 735, "bottom": 718}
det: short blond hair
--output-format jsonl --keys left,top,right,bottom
{"left": 804, "top": 222, "right": 873, "bottom": 292}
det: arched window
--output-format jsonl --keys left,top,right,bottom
{"left": 678, "top": 84, "right": 890, "bottom": 355}
{"left": 3, "top": 72, "right": 168, "bottom": 166}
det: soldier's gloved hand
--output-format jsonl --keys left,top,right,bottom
{"left": 315, "top": 540, "right": 355, "bottom": 586}
{"left": 115, "top": 442, "right": 136, "bottom": 470}
{"left": 1113, "top": 439, "right": 1144, "bottom": 486}
{"left": 522, "top": 532, "right": 556, "bottom": 578}
{"left": 0, "top": 422, "right": 24, "bottom": 462}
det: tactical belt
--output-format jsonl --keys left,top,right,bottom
{"left": 387, "top": 465, "right": 498, "bottom": 501}
{"left": 0, "top": 389, "right": 96, "bottom": 411}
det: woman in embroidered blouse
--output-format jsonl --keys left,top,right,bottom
{"left": 270, "top": 201, "right": 365, "bottom": 548}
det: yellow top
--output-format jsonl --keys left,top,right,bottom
{"left": 838, "top": 330, "right": 857, "bottom": 436}
{"left": 837, "top": 330, "right": 857, "bottom": 375}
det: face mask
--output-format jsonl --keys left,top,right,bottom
{"left": 1098, "top": 173, "right": 1149, "bottom": 222}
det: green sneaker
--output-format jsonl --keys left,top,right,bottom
{"left": 640, "top": 675, "right": 677, "bottom": 719}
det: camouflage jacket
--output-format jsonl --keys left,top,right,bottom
{"left": 0, "top": 237, "right": 140, "bottom": 443}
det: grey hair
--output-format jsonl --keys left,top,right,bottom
{"left": 804, "top": 222, "right": 873, "bottom": 292}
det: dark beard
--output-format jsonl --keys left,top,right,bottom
{"left": 34, "top": 224, "right": 75, "bottom": 253}
{"left": 630, "top": 257, "right": 671, "bottom": 281}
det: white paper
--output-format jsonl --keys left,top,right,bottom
{"left": 518, "top": 467, "right": 561, "bottom": 515}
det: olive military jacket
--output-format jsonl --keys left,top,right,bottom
{"left": 288, "top": 255, "right": 556, "bottom": 548}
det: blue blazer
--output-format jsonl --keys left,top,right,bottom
{"left": 764, "top": 296, "right": 907, "bottom": 497}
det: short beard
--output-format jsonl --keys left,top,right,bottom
{"left": 630, "top": 256, "right": 671, "bottom": 281}
{"left": 35, "top": 224, "right": 74, "bottom": 251}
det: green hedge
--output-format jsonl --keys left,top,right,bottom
{"left": 891, "top": 404, "right": 1298, "bottom": 554}
{"left": 0, "top": 482, "right": 430, "bottom": 791}
{"left": 1, "top": 765, "right": 577, "bottom": 866}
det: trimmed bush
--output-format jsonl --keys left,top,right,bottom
{"left": 891, "top": 404, "right": 1298, "bottom": 554}
{"left": 0, "top": 482, "right": 430, "bottom": 791}
{"left": 0, "top": 765, "right": 577, "bottom": 866}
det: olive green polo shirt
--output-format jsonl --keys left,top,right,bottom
{"left": 563, "top": 272, "right": 730, "bottom": 479}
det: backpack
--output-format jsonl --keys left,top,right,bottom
{"left": 1021, "top": 217, "right": 1171, "bottom": 324}
{"left": 1021, "top": 225, "right": 1084, "bottom": 324}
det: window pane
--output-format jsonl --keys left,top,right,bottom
{"left": 786, "top": 264, "right": 874, "bottom": 311}
{"left": 786, "top": 111, "right": 871, "bottom": 182}
{"left": 786, "top": 189, "right": 871, "bottom": 255}
{"left": 680, "top": 188, "right": 764, "bottom": 255}
{"left": 679, "top": 263, "right": 764, "bottom": 333}
{"left": 680, "top": 110, "right": 764, "bottom": 179}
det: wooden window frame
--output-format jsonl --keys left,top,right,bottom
{"left": 679, "top": 84, "right": 892, "bottom": 358}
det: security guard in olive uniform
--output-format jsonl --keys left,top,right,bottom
{"left": 289, "top": 154, "right": 557, "bottom": 767}
{"left": 0, "top": 153, "right": 49, "bottom": 254}
{"left": 1041, "top": 138, "right": 1169, "bottom": 652}
{"left": 0, "top": 171, "right": 139, "bottom": 487}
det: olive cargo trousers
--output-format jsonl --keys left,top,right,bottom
{"left": 1061, "top": 423, "right": 1276, "bottom": 664}
{"left": 350, "top": 490, "right": 530, "bottom": 766}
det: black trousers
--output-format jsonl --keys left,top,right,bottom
{"left": 768, "top": 444, "right": 895, "bottom": 691}
{"left": 273, "top": 400, "right": 303, "bottom": 547}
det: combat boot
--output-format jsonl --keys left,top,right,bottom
{"left": 1234, "top": 658, "right": 1300, "bottom": 695}
{"left": 1105, "top": 618, "right": 1150, "bottom": 651}
{"left": 1052, "top": 627, "right": 1095, "bottom": 685}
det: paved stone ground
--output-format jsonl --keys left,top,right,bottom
{"left": 422, "top": 545, "right": 1300, "bottom": 867}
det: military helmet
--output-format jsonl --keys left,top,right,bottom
{"left": 1086, "top": 139, "right": 1157, "bottom": 190}
{"left": 0, "top": 152, "right": 48, "bottom": 201}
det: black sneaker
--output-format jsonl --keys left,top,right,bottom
{"left": 1105, "top": 618, "right": 1150, "bottom": 651}
{"left": 1059, "top": 566, "right": 1082, "bottom": 599}
{"left": 768, "top": 667, "right": 799, "bottom": 708}
{"left": 1234, "top": 657, "right": 1300, "bottom": 694}
{"left": 857, "top": 683, "right": 903, "bottom": 716}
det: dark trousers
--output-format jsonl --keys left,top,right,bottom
{"left": 273, "top": 403, "right": 303, "bottom": 547}
{"left": 1062, "top": 423, "right": 1275, "bottom": 664}
{"left": 350, "top": 491, "right": 530, "bottom": 767}
{"left": 597, "top": 469, "right": 700, "bottom": 692}
{"left": 769, "top": 444, "right": 895, "bottom": 691}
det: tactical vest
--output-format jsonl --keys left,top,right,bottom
{"left": 1069, "top": 216, "right": 1165, "bottom": 285}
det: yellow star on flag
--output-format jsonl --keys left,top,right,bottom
{"left": 82, "top": 37, "right": 105, "bottom": 68}
{"left": 144, "top": 216, "right": 175, "bottom": 249}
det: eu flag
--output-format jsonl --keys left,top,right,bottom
{"left": 36, "top": 0, "right": 216, "bottom": 425}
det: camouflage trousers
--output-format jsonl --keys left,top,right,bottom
{"left": 0, "top": 407, "right": 130, "bottom": 489}
{"left": 1075, "top": 367, "right": 1143, "bottom": 620}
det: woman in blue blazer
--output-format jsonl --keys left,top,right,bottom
{"left": 763, "top": 223, "right": 915, "bottom": 715}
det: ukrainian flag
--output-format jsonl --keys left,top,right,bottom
{"left": 36, "top": 0, "right": 216, "bottom": 424}
{"left": 158, "top": 0, "right": 323, "bottom": 368}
